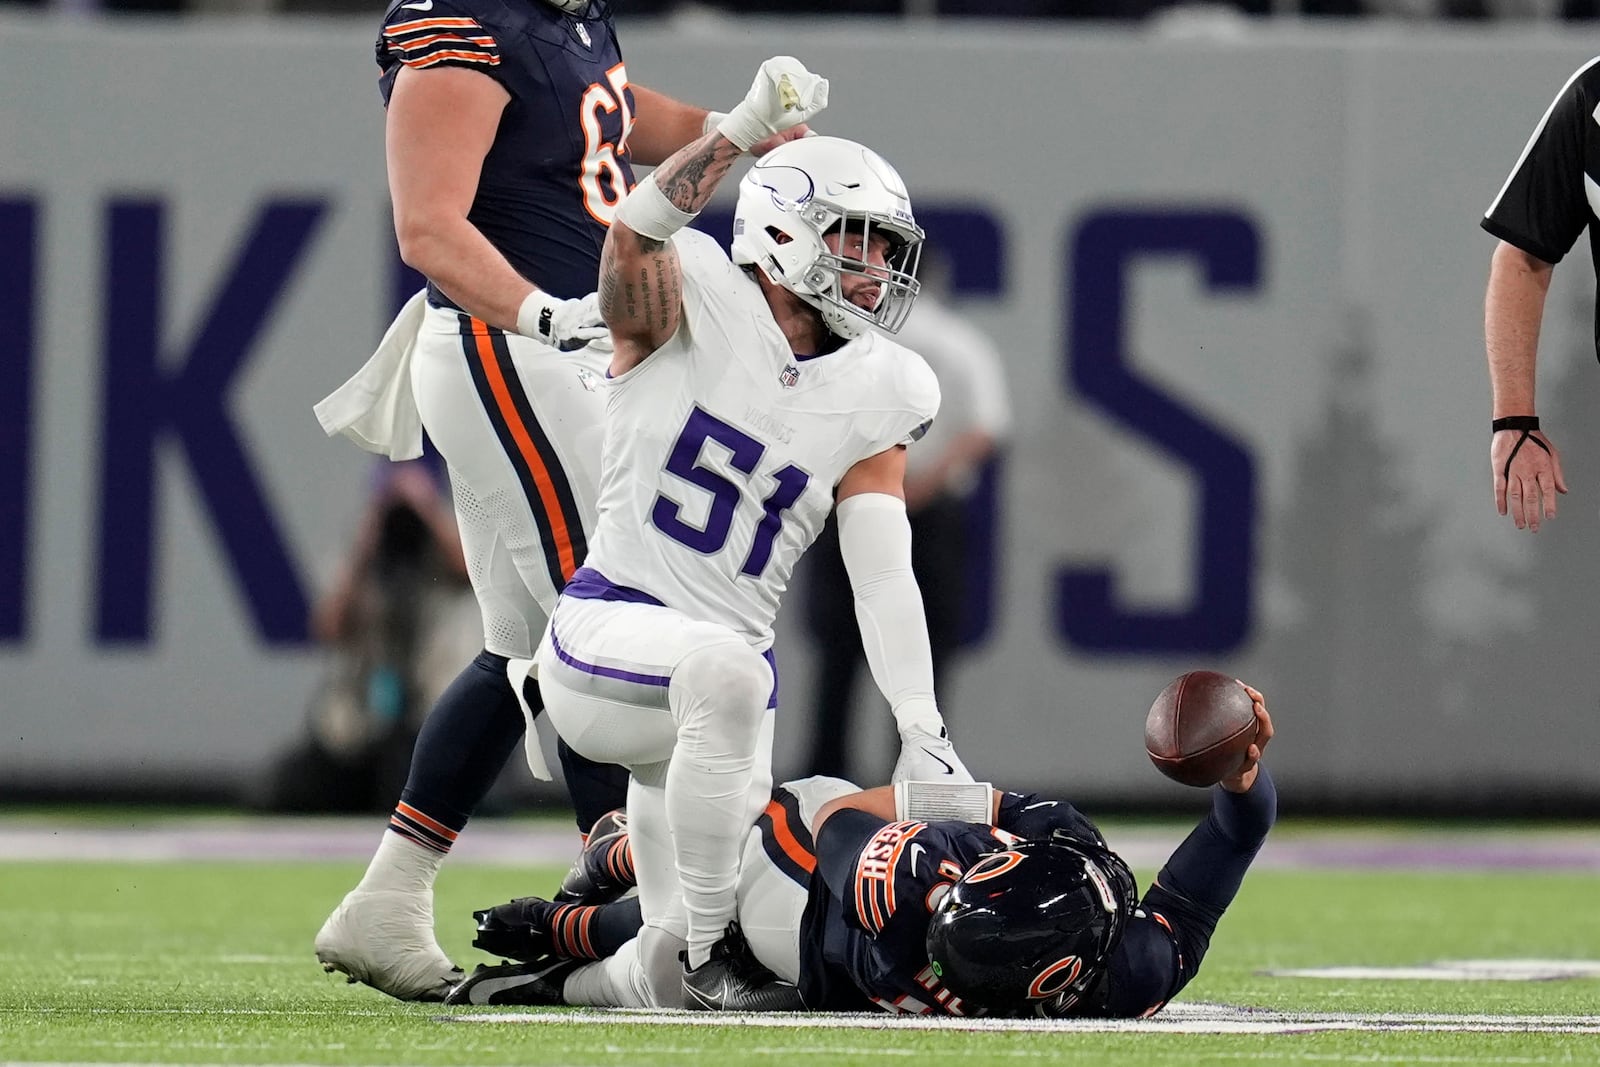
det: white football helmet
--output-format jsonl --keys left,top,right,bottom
{"left": 732, "top": 136, "right": 924, "bottom": 339}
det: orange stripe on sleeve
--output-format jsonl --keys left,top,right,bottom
{"left": 393, "top": 32, "right": 497, "bottom": 51}
{"left": 764, "top": 799, "right": 817, "bottom": 874}
{"left": 469, "top": 320, "right": 578, "bottom": 578}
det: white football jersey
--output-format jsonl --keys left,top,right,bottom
{"left": 582, "top": 228, "right": 940, "bottom": 650}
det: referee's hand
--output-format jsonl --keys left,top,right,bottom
{"left": 1493, "top": 427, "right": 1567, "bottom": 531}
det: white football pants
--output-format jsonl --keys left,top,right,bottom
{"left": 409, "top": 304, "right": 608, "bottom": 659}
{"left": 535, "top": 595, "right": 777, "bottom": 977}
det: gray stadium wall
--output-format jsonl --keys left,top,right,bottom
{"left": 2, "top": 15, "right": 1598, "bottom": 812}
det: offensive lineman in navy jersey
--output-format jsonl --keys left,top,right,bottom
{"left": 448, "top": 692, "right": 1276, "bottom": 1019}
{"left": 313, "top": 0, "right": 811, "bottom": 1002}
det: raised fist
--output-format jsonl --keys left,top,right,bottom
{"left": 716, "top": 56, "right": 829, "bottom": 152}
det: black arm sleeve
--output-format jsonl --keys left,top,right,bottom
{"left": 1482, "top": 62, "right": 1595, "bottom": 265}
{"left": 1137, "top": 766, "right": 1278, "bottom": 999}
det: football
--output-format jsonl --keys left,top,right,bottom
{"left": 1144, "top": 670, "right": 1259, "bottom": 787}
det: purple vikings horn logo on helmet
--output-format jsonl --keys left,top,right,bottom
{"left": 753, "top": 165, "right": 816, "bottom": 211}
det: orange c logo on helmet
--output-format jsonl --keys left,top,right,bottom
{"left": 1027, "top": 955, "right": 1084, "bottom": 999}
{"left": 963, "top": 850, "right": 1024, "bottom": 884}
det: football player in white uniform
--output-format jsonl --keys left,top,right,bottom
{"left": 528, "top": 58, "right": 976, "bottom": 1011}
{"left": 310, "top": 7, "right": 814, "bottom": 1000}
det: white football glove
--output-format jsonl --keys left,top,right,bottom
{"left": 716, "top": 56, "right": 829, "bottom": 152}
{"left": 892, "top": 725, "right": 975, "bottom": 785}
{"left": 516, "top": 289, "right": 608, "bottom": 351}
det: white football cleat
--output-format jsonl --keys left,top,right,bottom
{"left": 315, "top": 888, "right": 464, "bottom": 1002}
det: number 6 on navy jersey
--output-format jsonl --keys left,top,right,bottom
{"left": 652, "top": 406, "right": 810, "bottom": 578}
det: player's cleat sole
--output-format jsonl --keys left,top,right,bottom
{"left": 681, "top": 921, "right": 805, "bottom": 1012}
{"left": 314, "top": 887, "right": 463, "bottom": 1002}
{"left": 443, "top": 958, "right": 582, "bottom": 1006}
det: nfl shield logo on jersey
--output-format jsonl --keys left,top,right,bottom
{"left": 572, "top": 20, "right": 591, "bottom": 48}
{"left": 779, "top": 363, "right": 801, "bottom": 388}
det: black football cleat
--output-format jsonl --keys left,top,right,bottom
{"left": 442, "top": 957, "right": 582, "bottom": 1006}
{"left": 470, "top": 896, "right": 559, "bottom": 963}
{"left": 680, "top": 922, "right": 805, "bottom": 1012}
{"left": 554, "top": 808, "right": 635, "bottom": 905}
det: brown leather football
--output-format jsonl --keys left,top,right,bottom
{"left": 1144, "top": 670, "right": 1258, "bottom": 787}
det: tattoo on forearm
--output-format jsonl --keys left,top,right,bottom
{"left": 600, "top": 135, "right": 720, "bottom": 341}
{"left": 654, "top": 134, "right": 742, "bottom": 214}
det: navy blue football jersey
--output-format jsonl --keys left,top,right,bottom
{"left": 377, "top": 0, "right": 637, "bottom": 300}
{"left": 798, "top": 813, "right": 1011, "bottom": 1015}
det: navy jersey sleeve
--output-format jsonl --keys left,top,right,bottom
{"left": 376, "top": 0, "right": 505, "bottom": 92}
{"left": 1094, "top": 767, "right": 1278, "bottom": 1018}
{"left": 1482, "top": 59, "right": 1600, "bottom": 265}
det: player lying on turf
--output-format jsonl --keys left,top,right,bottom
{"left": 445, "top": 693, "right": 1276, "bottom": 1017}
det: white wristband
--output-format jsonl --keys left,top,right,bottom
{"left": 702, "top": 110, "right": 728, "bottom": 138}
{"left": 715, "top": 106, "right": 771, "bottom": 153}
{"left": 516, "top": 289, "right": 558, "bottom": 341}
{"left": 614, "top": 176, "right": 697, "bottom": 242}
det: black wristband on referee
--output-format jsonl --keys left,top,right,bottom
{"left": 1492, "top": 415, "right": 1540, "bottom": 433}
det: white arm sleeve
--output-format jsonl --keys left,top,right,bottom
{"left": 835, "top": 491, "right": 943, "bottom": 737}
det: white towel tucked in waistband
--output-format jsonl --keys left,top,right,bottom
{"left": 312, "top": 288, "right": 430, "bottom": 460}
{"left": 506, "top": 656, "right": 554, "bottom": 781}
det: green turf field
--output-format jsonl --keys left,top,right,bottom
{"left": 2, "top": 816, "right": 1598, "bottom": 1066}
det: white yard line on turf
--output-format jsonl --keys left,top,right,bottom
{"left": 440, "top": 1004, "right": 1600, "bottom": 1035}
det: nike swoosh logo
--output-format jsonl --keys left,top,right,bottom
{"left": 685, "top": 976, "right": 729, "bottom": 1010}
{"left": 924, "top": 747, "right": 955, "bottom": 775}
{"left": 400, "top": 0, "right": 433, "bottom": 10}
{"left": 909, "top": 842, "right": 926, "bottom": 876}
{"left": 464, "top": 973, "right": 535, "bottom": 1004}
